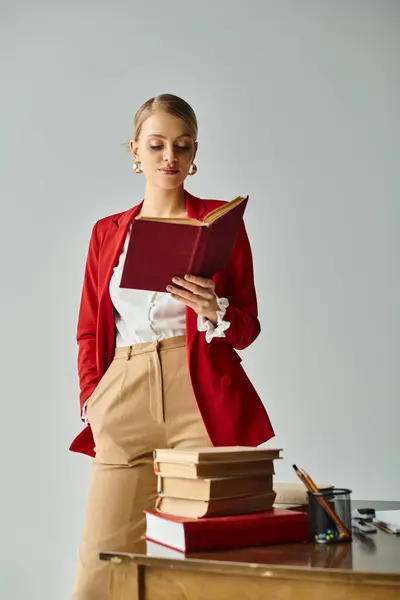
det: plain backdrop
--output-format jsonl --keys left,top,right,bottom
{"left": 0, "top": 1, "right": 399, "bottom": 598}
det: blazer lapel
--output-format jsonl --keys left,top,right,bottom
{"left": 99, "top": 201, "right": 144, "bottom": 298}
{"left": 185, "top": 190, "right": 208, "bottom": 221}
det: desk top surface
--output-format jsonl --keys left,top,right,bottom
{"left": 101, "top": 500, "right": 400, "bottom": 582}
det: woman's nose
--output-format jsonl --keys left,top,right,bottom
{"left": 163, "top": 147, "right": 177, "bottom": 163}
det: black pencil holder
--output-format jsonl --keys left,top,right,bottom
{"left": 308, "top": 488, "right": 352, "bottom": 543}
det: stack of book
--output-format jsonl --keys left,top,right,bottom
{"left": 154, "top": 445, "right": 279, "bottom": 518}
{"left": 144, "top": 446, "right": 309, "bottom": 553}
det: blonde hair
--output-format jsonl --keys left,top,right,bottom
{"left": 132, "top": 94, "right": 198, "bottom": 142}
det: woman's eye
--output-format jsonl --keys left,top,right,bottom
{"left": 149, "top": 144, "right": 190, "bottom": 151}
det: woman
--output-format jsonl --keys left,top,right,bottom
{"left": 70, "top": 93, "right": 274, "bottom": 599}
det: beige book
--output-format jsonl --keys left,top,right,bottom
{"left": 153, "top": 446, "right": 282, "bottom": 465}
{"left": 273, "top": 503, "right": 308, "bottom": 512}
{"left": 273, "top": 482, "right": 333, "bottom": 506}
{"left": 154, "top": 458, "right": 276, "bottom": 479}
{"left": 156, "top": 491, "right": 277, "bottom": 519}
{"left": 158, "top": 474, "right": 273, "bottom": 501}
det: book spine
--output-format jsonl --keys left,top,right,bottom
{"left": 187, "top": 226, "right": 208, "bottom": 276}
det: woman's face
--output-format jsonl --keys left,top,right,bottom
{"left": 130, "top": 111, "right": 197, "bottom": 190}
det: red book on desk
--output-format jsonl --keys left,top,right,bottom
{"left": 120, "top": 195, "right": 248, "bottom": 293}
{"left": 144, "top": 508, "right": 308, "bottom": 553}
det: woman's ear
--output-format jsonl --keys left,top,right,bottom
{"left": 193, "top": 141, "right": 198, "bottom": 162}
{"left": 129, "top": 140, "right": 140, "bottom": 161}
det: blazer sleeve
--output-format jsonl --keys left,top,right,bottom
{"left": 215, "top": 220, "right": 261, "bottom": 350}
{"left": 76, "top": 222, "right": 101, "bottom": 414}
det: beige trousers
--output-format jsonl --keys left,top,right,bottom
{"left": 71, "top": 336, "right": 211, "bottom": 600}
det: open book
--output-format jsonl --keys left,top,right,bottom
{"left": 135, "top": 195, "right": 247, "bottom": 227}
{"left": 120, "top": 195, "right": 248, "bottom": 292}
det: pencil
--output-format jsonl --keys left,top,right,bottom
{"left": 298, "top": 468, "right": 320, "bottom": 493}
{"left": 293, "top": 464, "right": 351, "bottom": 538}
{"left": 374, "top": 521, "right": 397, "bottom": 535}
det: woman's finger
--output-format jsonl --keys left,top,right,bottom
{"left": 184, "top": 274, "right": 214, "bottom": 289}
{"left": 167, "top": 285, "right": 209, "bottom": 307}
{"left": 170, "top": 277, "right": 214, "bottom": 299}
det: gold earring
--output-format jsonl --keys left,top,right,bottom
{"left": 132, "top": 160, "right": 143, "bottom": 174}
{"left": 188, "top": 163, "right": 197, "bottom": 176}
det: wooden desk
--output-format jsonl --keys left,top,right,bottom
{"left": 101, "top": 500, "right": 400, "bottom": 600}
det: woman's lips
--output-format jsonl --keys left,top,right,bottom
{"left": 159, "top": 168, "right": 179, "bottom": 175}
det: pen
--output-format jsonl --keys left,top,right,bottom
{"left": 293, "top": 464, "right": 351, "bottom": 539}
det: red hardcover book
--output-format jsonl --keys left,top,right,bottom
{"left": 144, "top": 508, "right": 308, "bottom": 553}
{"left": 120, "top": 195, "right": 248, "bottom": 292}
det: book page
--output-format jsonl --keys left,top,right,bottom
{"left": 134, "top": 215, "right": 202, "bottom": 226}
{"left": 203, "top": 195, "right": 247, "bottom": 225}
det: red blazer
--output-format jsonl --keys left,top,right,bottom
{"left": 69, "top": 191, "right": 274, "bottom": 457}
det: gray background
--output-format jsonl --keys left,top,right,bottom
{"left": 0, "top": 1, "right": 399, "bottom": 598}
